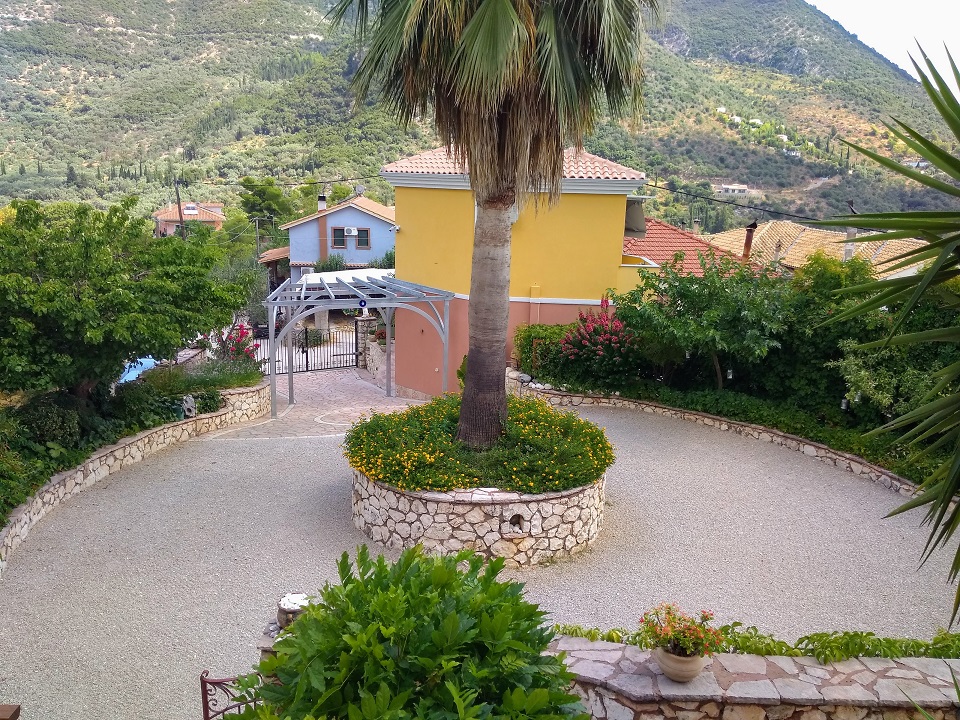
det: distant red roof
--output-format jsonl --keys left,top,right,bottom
{"left": 623, "top": 218, "right": 740, "bottom": 276}
{"left": 382, "top": 147, "right": 644, "bottom": 181}
{"left": 153, "top": 202, "right": 225, "bottom": 223}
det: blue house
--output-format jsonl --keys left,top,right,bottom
{"left": 278, "top": 195, "right": 397, "bottom": 283}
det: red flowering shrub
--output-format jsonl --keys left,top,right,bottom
{"left": 637, "top": 603, "right": 726, "bottom": 657}
{"left": 560, "top": 297, "right": 641, "bottom": 386}
{"left": 210, "top": 323, "right": 261, "bottom": 367}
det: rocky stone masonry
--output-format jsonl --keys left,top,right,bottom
{"left": 0, "top": 381, "right": 271, "bottom": 580}
{"left": 506, "top": 370, "right": 918, "bottom": 499}
{"left": 553, "top": 635, "right": 960, "bottom": 720}
{"left": 352, "top": 471, "right": 605, "bottom": 567}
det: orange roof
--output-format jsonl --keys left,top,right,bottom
{"left": 258, "top": 246, "right": 289, "bottom": 264}
{"left": 279, "top": 195, "right": 396, "bottom": 230}
{"left": 704, "top": 220, "right": 927, "bottom": 278}
{"left": 623, "top": 219, "right": 739, "bottom": 276}
{"left": 152, "top": 202, "right": 225, "bottom": 223}
{"left": 382, "top": 147, "right": 644, "bottom": 181}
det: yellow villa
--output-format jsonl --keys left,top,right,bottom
{"left": 380, "top": 147, "right": 647, "bottom": 398}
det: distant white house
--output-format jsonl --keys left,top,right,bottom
{"left": 719, "top": 184, "right": 759, "bottom": 196}
{"left": 749, "top": 118, "right": 763, "bottom": 126}
{"left": 776, "top": 134, "right": 790, "bottom": 143}
{"left": 730, "top": 116, "right": 743, "bottom": 124}
{"left": 716, "top": 106, "right": 727, "bottom": 114}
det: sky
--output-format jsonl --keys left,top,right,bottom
{"left": 805, "top": 0, "right": 959, "bottom": 87}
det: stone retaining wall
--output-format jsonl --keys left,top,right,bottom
{"left": 506, "top": 371, "right": 917, "bottom": 499}
{"left": 553, "top": 636, "right": 959, "bottom": 720}
{"left": 351, "top": 471, "right": 605, "bottom": 567}
{"left": 0, "top": 380, "right": 271, "bottom": 579}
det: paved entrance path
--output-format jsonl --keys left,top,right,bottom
{"left": 0, "top": 370, "right": 955, "bottom": 719}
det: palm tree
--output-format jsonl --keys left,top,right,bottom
{"left": 330, "top": 0, "right": 659, "bottom": 448}
{"left": 820, "top": 48, "right": 960, "bottom": 620}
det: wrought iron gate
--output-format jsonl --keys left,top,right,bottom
{"left": 255, "top": 323, "right": 359, "bottom": 373}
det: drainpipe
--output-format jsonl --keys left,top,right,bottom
{"left": 742, "top": 220, "right": 758, "bottom": 262}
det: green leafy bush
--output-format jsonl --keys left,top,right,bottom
{"left": 242, "top": 546, "right": 586, "bottom": 720}
{"left": 513, "top": 323, "right": 574, "bottom": 380}
{"left": 344, "top": 394, "right": 614, "bottom": 493}
{"left": 14, "top": 395, "right": 82, "bottom": 447}
{"left": 108, "top": 382, "right": 180, "bottom": 431}
{"left": 139, "top": 361, "right": 262, "bottom": 396}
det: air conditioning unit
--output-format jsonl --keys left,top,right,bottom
{"left": 344, "top": 227, "right": 358, "bottom": 236}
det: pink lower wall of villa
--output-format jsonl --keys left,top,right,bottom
{"left": 394, "top": 297, "right": 596, "bottom": 397}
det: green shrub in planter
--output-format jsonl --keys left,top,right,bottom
{"left": 241, "top": 546, "right": 586, "bottom": 720}
{"left": 344, "top": 394, "right": 614, "bottom": 493}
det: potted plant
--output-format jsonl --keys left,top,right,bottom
{"left": 638, "top": 603, "right": 726, "bottom": 682}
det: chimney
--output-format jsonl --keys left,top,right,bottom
{"left": 693, "top": 219, "right": 701, "bottom": 235}
{"left": 742, "top": 220, "right": 758, "bottom": 262}
{"left": 844, "top": 226, "right": 856, "bottom": 261}
{"left": 317, "top": 194, "right": 327, "bottom": 212}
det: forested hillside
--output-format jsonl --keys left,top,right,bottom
{"left": 0, "top": 0, "right": 954, "bottom": 226}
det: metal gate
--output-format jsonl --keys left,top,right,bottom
{"left": 255, "top": 324, "right": 359, "bottom": 373}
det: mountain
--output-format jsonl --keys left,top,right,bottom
{"left": 0, "top": 0, "right": 952, "bottom": 226}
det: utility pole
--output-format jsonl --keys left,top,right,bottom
{"left": 173, "top": 178, "right": 188, "bottom": 243}
{"left": 255, "top": 217, "right": 261, "bottom": 256}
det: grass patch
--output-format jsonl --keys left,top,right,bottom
{"left": 344, "top": 394, "right": 614, "bottom": 493}
{"left": 139, "top": 360, "right": 262, "bottom": 396}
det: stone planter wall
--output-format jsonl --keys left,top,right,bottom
{"left": 364, "top": 339, "right": 389, "bottom": 380}
{"left": 0, "top": 380, "right": 271, "bottom": 579}
{"left": 553, "top": 635, "right": 959, "bottom": 720}
{"left": 506, "top": 371, "right": 917, "bottom": 499}
{"left": 351, "top": 471, "right": 605, "bottom": 567}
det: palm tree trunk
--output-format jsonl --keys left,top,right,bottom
{"left": 456, "top": 191, "right": 515, "bottom": 449}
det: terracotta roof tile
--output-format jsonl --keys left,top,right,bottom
{"left": 703, "top": 220, "right": 927, "bottom": 277}
{"left": 152, "top": 202, "right": 225, "bottom": 223}
{"left": 623, "top": 219, "right": 739, "bottom": 276}
{"left": 258, "top": 246, "right": 289, "bottom": 264}
{"left": 382, "top": 147, "right": 644, "bottom": 181}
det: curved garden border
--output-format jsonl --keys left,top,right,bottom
{"left": 0, "top": 380, "right": 271, "bottom": 579}
{"left": 352, "top": 470, "right": 605, "bottom": 566}
{"left": 506, "top": 371, "right": 918, "bottom": 499}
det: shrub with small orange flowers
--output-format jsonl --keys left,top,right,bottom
{"left": 343, "top": 393, "right": 614, "bottom": 493}
{"left": 637, "top": 603, "right": 727, "bottom": 658}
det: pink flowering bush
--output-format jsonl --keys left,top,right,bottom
{"left": 560, "top": 297, "right": 642, "bottom": 387}
{"left": 210, "top": 323, "right": 262, "bottom": 368}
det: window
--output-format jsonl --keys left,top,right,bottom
{"left": 332, "top": 228, "right": 346, "bottom": 249}
{"left": 357, "top": 228, "right": 370, "bottom": 249}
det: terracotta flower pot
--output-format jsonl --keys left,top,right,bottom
{"left": 653, "top": 647, "right": 708, "bottom": 682}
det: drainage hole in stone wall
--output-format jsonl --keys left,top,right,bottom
{"left": 509, "top": 514, "right": 524, "bottom": 530}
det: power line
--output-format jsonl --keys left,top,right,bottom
{"left": 644, "top": 182, "right": 822, "bottom": 223}
{"left": 191, "top": 174, "right": 381, "bottom": 188}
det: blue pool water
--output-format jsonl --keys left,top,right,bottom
{"left": 118, "top": 357, "right": 157, "bottom": 384}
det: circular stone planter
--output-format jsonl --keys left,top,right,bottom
{"left": 351, "top": 471, "right": 605, "bottom": 567}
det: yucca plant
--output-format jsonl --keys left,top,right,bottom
{"left": 819, "top": 48, "right": 960, "bottom": 620}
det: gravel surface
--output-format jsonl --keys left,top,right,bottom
{"left": 0, "top": 405, "right": 955, "bottom": 719}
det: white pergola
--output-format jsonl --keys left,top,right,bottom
{"left": 263, "top": 272, "right": 455, "bottom": 418}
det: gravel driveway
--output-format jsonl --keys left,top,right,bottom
{"left": 0, "top": 380, "right": 954, "bottom": 719}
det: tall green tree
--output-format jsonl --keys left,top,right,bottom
{"left": 614, "top": 252, "right": 788, "bottom": 389}
{"left": 0, "top": 199, "right": 244, "bottom": 397}
{"left": 332, "top": 0, "right": 660, "bottom": 447}
{"left": 239, "top": 176, "right": 294, "bottom": 225}
{"left": 819, "top": 49, "right": 960, "bottom": 619}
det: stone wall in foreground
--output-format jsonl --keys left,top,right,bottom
{"left": 506, "top": 371, "right": 917, "bottom": 499}
{"left": 0, "top": 381, "right": 271, "bottom": 579}
{"left": 553, "top": 636, "right": 959, "bottom": 720}
{"left": 351, "top": 471, "right": 605, "bottom": 567}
